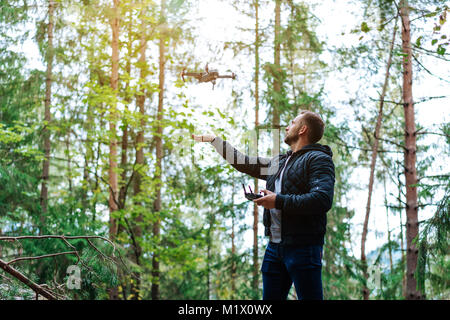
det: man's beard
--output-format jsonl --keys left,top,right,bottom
{"left": 284, "top": 132, "right": 299, "bottom": 146}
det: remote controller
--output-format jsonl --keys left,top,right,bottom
{"left": 242, "top": 184, "right": 263, "bottom": 201}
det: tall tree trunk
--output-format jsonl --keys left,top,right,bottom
{"left": 288, "top": 4, "right": 297, "bottom": 105}
{"left": 397, "top": 164, "right": 407, "bottom": 296}
{"left": 117, "top": 20, "right": 133, "bottom": 300}
{"left": 131, "top": 18, "right": 148, "bottom": 300}
{"left": 40, "top": 0, "right": 54, "bottom": 235}
{"left": 82, "top": 76, "right": 96, "bottom": 213}
{"left": 118, "top": 129, "right": 128, "bottom": 209}
{"left": 151, "top": 0, "right": 166, "bottom": 300}
{"left": 118, "top": 49, "right": 130, "bottom": 211}
{"left": 108, "top": 0, "right": 120, "bottom": 300}
{"left": 399, "top": 0, "right": 420, "bottom": 300}
{"left": 272, "top": 0, "right": 281, "bottom": 155}
{"left": 92, "top": 130, "right": 102, "bottom": 223}
{"left": 252, "top": 0, "right": 260, "bottom": 298}
{"left": 231, "top": 210, "right": 236, "bottom": 298}
{"left": 360, "top": 19, "right": 397, "bottom": 300}
{"left": 81, "top": 152, "right": 89, "bottom": 211}
{"left": 66, "top": 130, "right": 73, "bottom": 215}
{"left": 384, "top": 174, "right": 394, "bottom": 274}
{"left": 206, "top": 219, "right": 212, "bottom": 300}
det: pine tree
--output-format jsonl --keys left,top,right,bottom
{"left": 151, "top": 0, "right": 167, "bottom": 300}
{"left": 40, "top": 0, "right": 55, "bottom": 234}
{"left": 399, "top": 0, "right": 420, "bottom": 300}
{"left": 252, "top": 0, "right": 261, "bottom": 298}
{"left": 108, "top": 0, "right": 121, "bottom": 300}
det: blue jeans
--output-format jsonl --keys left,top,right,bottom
{"left": 261, "top": 242, "right": 323, "bottom": 300}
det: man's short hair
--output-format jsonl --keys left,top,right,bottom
{"left": 299, "top": 110, "right": 325, "bottom": 144}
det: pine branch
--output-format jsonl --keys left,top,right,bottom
{"left": 412, "top": 54, "right": 450, "bottom": 83}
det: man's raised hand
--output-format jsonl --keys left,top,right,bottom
{"left": 192, "top": 134, "right": 216, "bottom": 143}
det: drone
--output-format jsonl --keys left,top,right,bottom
{"left": 180, "top": 63, "right": 236, "bottom": 90}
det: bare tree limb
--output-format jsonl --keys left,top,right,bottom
{"left": 416, "top": 129, "right": 450, "bottom": 139}
{"left": 369, "top": 95, "right": 449, "bottom": 105}
{"left": 6, "top": 251, "right": 78, "bottom": 265}
{"left": 0, "top": 234, "right": 127, "bottom": 299}
{"left": 0, "top": 258, "right": 57, "bottom": 300}
{"left": 0, "top": 235, "right": 116, "bottom": 254}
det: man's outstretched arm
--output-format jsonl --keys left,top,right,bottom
{"left": 192, "top": 134, "right": 271, "bottom": 181}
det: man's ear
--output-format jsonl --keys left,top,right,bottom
{"left": 299, "top": 125, "right": 308, "bottom": 137}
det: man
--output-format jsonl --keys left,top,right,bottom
{"left": 192, "top": 110, "right": 335, "bottom": 300}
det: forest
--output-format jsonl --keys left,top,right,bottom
{"left": 0, "top": 0, "right": 449, "bottom": 300}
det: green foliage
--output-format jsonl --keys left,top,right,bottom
{"left": 416, "top": 180, "right": 450, "bottom": 299}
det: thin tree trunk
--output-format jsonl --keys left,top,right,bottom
{"left": 117, "top": 20, "right": 133, "bottom": 300}
{"left": 118, "top": 105, "right": 129, "bottom": 208}
{"left": 288, "top": 4, "right": 297, "bottom": 104}
{"left": 82, "top": 86, "right": 94, "bottom": 212}
{"left": 81, "top": 153, "right": 89, "bottom": 211}
{"left": 272, "top": 0, "right": 281, "bottom": 155}
{"left": 252, "top": 0, "right": 260, "bottom": 298}
{"left": 118, "top": 19, "right": 134, "bottom": 211}
{"left": 92, "top": 131, "right": 102, "bottom": 222}
{"left": 40, "top": 0, "right": 54, "bottom": 235}
{"left": 397, "top": 164, "right": 407, "bottom": 296}
{"left": 399, "top": 0, "right": 420, "bottom": 300}
{"left": 118, "top": 124, "right": 128, "bottom": 208}
{"left": 384, "top": 174, "right": 394, "bottom": 274}
{"left": 66, "top": 130, "right": 73, "bottom": 216}
{"left": 90, "top": 72, "right": 106, "bottom": 223}
{"left": 131, "top": 18, "right": 148, "bottom": 300}
{"left": 206, "top": 222, "right": 211, "bottom": 300}
{"left": 231, "top": 206, "right": 236, "bottom": 298}
{"left": 151, "top": 0, "right": 166, "bottom": 300}
{"left": 108, "top": 0, "right": 120, "bottom": 300}
{"left": 361, "top": 19, "right": 397, "bottom": 299}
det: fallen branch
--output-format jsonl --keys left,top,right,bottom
{"left": 0, "top": 234, "right": 125, "bottom": 300}
{"left": 0, "top": 258, "right": 57, "bottom": 300}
